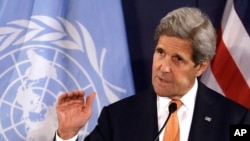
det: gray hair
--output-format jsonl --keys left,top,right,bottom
{"left": 154, "top": 7, "right": 216, "bottom": 65}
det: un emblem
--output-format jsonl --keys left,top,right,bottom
{"left": 0, "top": 16, "right": 127, "bottom": 141}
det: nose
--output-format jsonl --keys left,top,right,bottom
{"left": 160, "top": 58, "right": 171, "bottom": 72}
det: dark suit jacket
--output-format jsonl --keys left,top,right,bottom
{"left": 84, "top": 81, "right": 250, "bottom": 141}
{"left": 54, "top": 81, "right": 250, "bottom": 141}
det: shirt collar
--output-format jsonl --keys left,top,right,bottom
{"left": 157, "top": 78, "right": 198, "bottom": 112}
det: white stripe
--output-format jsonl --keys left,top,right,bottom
{"left": 221, "top": 0, "right": 250, "bottom": 86}
{"left": 201, "top": 65, "right": 225, "bottom": 96}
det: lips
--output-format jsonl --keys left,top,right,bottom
{"left": 156, "top": 75, "right": 171, "bottom": 85}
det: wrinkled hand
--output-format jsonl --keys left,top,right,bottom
{"left": 56, "top": 90, "right": 96, "bottom": 139}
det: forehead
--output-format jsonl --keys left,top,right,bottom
{"left": 157, "top": 35, "right": 192, "bottom": 55}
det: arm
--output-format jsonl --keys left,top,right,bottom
{"left": 56, "top": 90, "right": 96, "bottom": 140}
{"left": 85, "top": 106, "right": 113, "bottom": 141}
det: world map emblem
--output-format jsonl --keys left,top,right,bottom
{"left": 0, "top": 16, "right": 128, "bottom": 141}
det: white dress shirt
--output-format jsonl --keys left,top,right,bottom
{"left": 57, "top": 79, "right": 198, "bottom": 141}
{"left": 56, "top": 131, "right": 78, "bottom": 141}
{"left": 157, "top": 79, "right": 198, "bottom": 141}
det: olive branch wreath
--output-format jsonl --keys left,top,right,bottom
{"left": 0, "top": 15, "right": 126, "bottom": 103}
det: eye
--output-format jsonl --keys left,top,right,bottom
{"left": 173, "top": 55, "right": 185, "bottom": 63}
{"left": 155, "top": 48, "right": 165, "bottom": 56}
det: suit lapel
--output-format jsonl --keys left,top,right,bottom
{"left": 188, "top": 81, "right": 218, "bottom": 141}
{"left": 131, "top": 88, "right": 159, "bottom": 141}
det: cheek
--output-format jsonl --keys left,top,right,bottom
{"left": 152, "top": 58, "right": 160, "bottom": 72}
{"left": 173, "top": 67, "right": 188, "bottom": 78}
{"left": 178, "top": 69, "right": 197, "bottom": 83}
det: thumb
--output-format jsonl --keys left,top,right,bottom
{"left": 85, "top": 92, "right": 96, "bottom": 108}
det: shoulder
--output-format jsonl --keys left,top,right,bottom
{"left": 107, "top": 88, "right": 156, "bottom": 110}
{"left": 98, "top": 88, "right": 157, "bottom": 120}
{"left": 198, "top": 80, "right": 249, "bottom": 113}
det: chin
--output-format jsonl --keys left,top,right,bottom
{"left": 154, "top": 88, "right": 170, "bottom": 97}
{"left": 156, "top": 93, "right": 168, "bottom": 97}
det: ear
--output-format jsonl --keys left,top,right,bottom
{"left": 195, "top": 60, "right": 209, "bottom": 77}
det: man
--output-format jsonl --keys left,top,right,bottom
{"left": 54, "top": 7, "right": 250, "bottom": 141}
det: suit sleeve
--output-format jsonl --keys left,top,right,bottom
{"left": 84, "top": 106, "right": 113, "bottom": 141}
{"left": 53, "top": 106, "right": 112, "bottom": 141}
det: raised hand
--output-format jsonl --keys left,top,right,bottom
{"left": 56, "top": 90, "right": 96, "bottom": 139}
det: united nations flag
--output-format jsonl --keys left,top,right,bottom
{"left": 0, "top": 0, "right": 134, "bottom": 140}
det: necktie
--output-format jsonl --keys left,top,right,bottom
{"left": 163, "top": 100, "right": 182, "bottom": 141}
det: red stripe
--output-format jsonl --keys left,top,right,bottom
{"left": 211, "top": 26, "right": 250, "bottom": 108}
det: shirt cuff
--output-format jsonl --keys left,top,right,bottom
{"left": 56, "top": 131, "right": 78, "bottom": 141}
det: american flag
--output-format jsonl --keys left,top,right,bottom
{"left": 201, "top": 0, "right": 250, "bottom": 108}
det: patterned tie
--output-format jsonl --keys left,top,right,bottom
{"left": 163, "top": 100, "right": 182, "bottom": 141}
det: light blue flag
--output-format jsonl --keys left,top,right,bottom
{"left": 0, "top": 0, "right": 135, "bottom": 140}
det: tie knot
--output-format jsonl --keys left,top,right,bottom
{"left": 170, "top": 100, "right": 182, "bottom": 111}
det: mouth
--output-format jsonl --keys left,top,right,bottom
{"left": 156, "top": 75, "right": 171, "bottom": 84}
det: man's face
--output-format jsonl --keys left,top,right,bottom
{"left": 152, "top": 35, "right": 207, "bottom": 99}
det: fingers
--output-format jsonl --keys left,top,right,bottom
{"left": 57, "top": 90, "right": 95, "bottom": 106}
{"left": 58, "top": 93, "right": 68, "bottom": 105}
{"left": 57, "top": 90, "right": 83, "bottom": 105}
{"left": 69, "top": 90, "right": 84, "bottom": 101}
